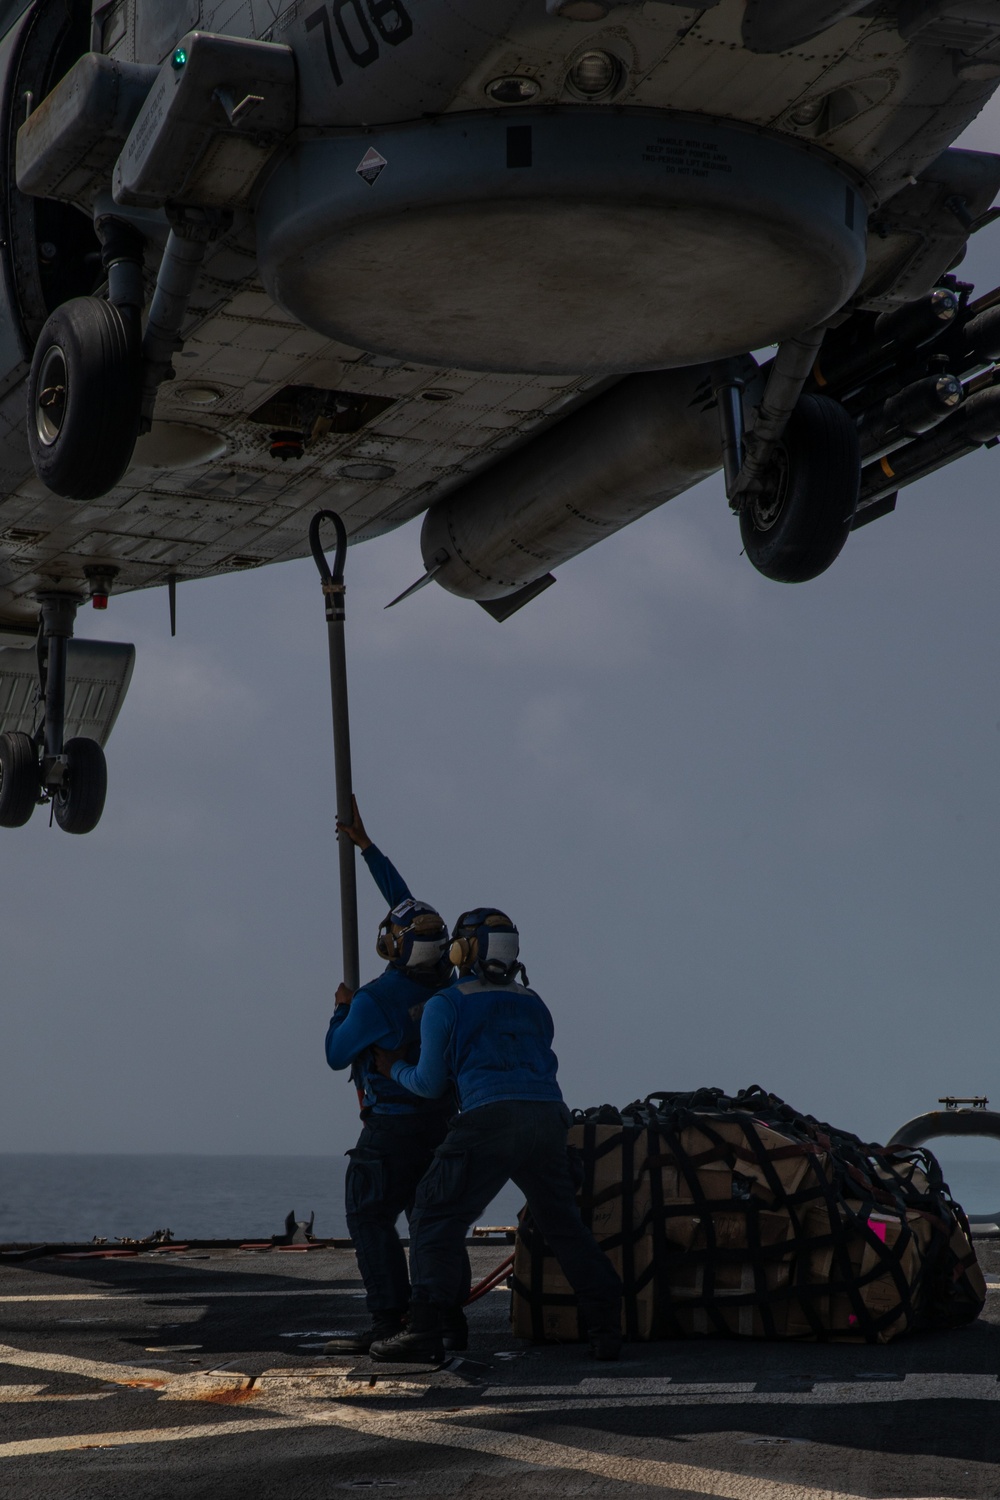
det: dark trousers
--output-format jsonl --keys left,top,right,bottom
{"left": 346, "top": 1113, "right": 470, "bottom": 1317}
{"left": 408, "top": 1100, "right": 622, "bottom": 1319}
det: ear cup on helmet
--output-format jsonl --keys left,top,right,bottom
{"left": 449, "top": 935, "right": 476, "bottom": 968}
{"left": 376, "top": 916, "right": 398, "bottom": 962}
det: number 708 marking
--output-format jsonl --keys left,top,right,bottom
{"left": 305, "top": 0, "right": 413, "bottom": 86}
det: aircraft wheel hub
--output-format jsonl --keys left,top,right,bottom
{"left": 747, "top": 448, "right": 790, "bottom": 532}
{"left": 34, "top": 345, "right": 68, "bottom": 447}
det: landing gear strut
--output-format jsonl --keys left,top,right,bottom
{"left": 714, "top": 330, "right": 862, "bottom": 584}
{"left": 0, "top": 593, "right": 108, "bottom": 833}
{"left": 37, "top": 593, "right": 108, "bottom": 834}
{"left": 25, "top": 209, "right": 225, "bottom": 503}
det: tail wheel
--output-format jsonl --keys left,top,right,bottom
{"left": 740, "top": 393, "right": 861, "bottom": 583}
{"left": 27, "top": 296, "right": 141, "bottom": 501}
{"left": 0, "top": 732, "right": 40, "bottom": 827}
{"left": 54, "top": 737, "right": 108, "bottom": 835}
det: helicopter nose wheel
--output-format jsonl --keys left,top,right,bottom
{"left": 26, "top": 297, "right": 142, "bottom": 501}
{"left": 739, "top": 393, "right": 861, "bottom": 583}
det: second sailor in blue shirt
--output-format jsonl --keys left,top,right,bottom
{"left": 369, "top": 907, "right": 623, "bottom": 1363}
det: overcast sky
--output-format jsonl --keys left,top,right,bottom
{"left": 2, "top": 109, "right": 1000, "bottom": 1168}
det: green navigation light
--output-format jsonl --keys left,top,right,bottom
{"left": 171, "top": 48, "right": 187, "bottom": 70}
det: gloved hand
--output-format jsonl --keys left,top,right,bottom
{"left": 373, "top": 1044, "right": 407, "bottom": 1078}
{"left": 335, "top": 983, "right": 354, "bottom": 1010}
{"left": 336, "top": 795, "right": 372, "bottom": 852}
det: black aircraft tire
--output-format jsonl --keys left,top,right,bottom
{"left": 0, "top": 731, "right": 39, "bottom": 827}
{"left": 739, "top": 393, "right": 861, "bottom": 584}
{"left": 27, "top": 297, "right": 141, "bottom": 501}
{"left": 54, "top": 737, "right": 108, "bottom": 835}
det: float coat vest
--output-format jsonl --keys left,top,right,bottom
{"left": 444, "top": 976, "right": 563, "bottom": 1113}
{"left": 352, "top": 968, "right": 450, "bottom": 1117}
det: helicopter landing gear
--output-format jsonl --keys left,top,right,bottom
{"left": 738, "top": 394, "right": 861, "bottom": 584}
{"left": 26, "top": 591, "right": 108, "bottom": 840}
{"left": 51, "top": 735, "right": 108, "bottom": 834}
{"left": 25, "top": 217, "right": 146, "bottom": 503}
{"left": 27, "top": 297, "right": 142, "bottom": 501}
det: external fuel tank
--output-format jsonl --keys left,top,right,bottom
{"left": 420, "top": 362, "right": 753, "bottom": 603}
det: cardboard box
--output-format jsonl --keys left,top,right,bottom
{"left": 510, "top": 1113, "right": 961, "bottom": 1346}
{"left": 647, "top": 1118, "right": 830, "bottom": 1211}
{"left": 780, "top": 1205, "right": 923, "bottom": 1342}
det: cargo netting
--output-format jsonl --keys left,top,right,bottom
{"left": 512, "top": 1085, "right": 985, "bottom": 1344}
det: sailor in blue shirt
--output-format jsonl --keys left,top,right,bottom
{"left": 324, "top": 801, "right": 466, "bottom": 1354}
{"left": 369, "top": 908, "right": 623, "bottom": 1363}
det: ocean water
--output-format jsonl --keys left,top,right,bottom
{"left": 1, "top": 1153, "right": 998, "bottom": 1246}
{"left": 0, "top": 1152, "right": 995, "bottom": 1248}
{"left": 0, "top": 1154, "right": 527, "bottom": 1245}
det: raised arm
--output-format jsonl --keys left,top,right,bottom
{"left": 337, "top": 796, "right": 413, "bottom": 909}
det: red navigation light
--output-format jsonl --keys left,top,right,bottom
{"left": 92, "top": 593, "right": 109, "bottom": 610}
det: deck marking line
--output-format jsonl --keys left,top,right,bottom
{"left": 0, "top": 1368, "right": 976, "bottom": 1495}
{"left": 4, "top": 1285, "right": 997, "bottom": 1311}
{"left": 0, "top": 1295, "right": 117, "bottom": 1303}
{"left": 0, "top": 1289, "right": 357, "bottom": 1302}
{"left": 313, "top": 1403, "right": 965, "bottom": 1500}
{"left": 0, "top": 1416, "right": 307, "bottom": 1458}
{"left": 0, "top": 1386, "right": 112, "bottom": 1398}
{"left": 2, "top": 1281, "right": 990, "bottom": 1307}
{"left": 0, "top": 1341, "right": 175, "bottom": 1386}
{"left": 3, "top": 1337, "right": 996, "bottom": 1408}
{"left": 477, "top": 1373, "right": 1000, "bottom": 1405}
{"left": 0, "top": 1398, "right": 967, "bottom": 1498}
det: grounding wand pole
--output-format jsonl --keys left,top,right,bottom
{"left": 309, "top": 509, "right": 360, "bottom": 991}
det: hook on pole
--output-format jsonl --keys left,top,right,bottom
{"left": 309, "top": 509, "right": 348, "bottom": 621}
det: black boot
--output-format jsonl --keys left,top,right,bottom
{"left": 441, "top": 1306, "right": 468, "bottom": 1353}
{"left": 324, "top": 1313, "right": 403, "bottom": 1355}
{"left": 370, "top": 1301, "right": 445, "bottom": 1363}
{"left": 588, "top": 1324, "right": 623, "bottom": 1361}
{"left": 583, "top": 1299, "right": 623, "bottom": 1362}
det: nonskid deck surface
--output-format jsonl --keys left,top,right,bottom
{"left": 0, "top": 1242, "right": 997, "bottom": 1498}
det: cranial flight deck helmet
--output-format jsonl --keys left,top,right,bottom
{"left": 449, "top": 908, "right": 526, "bottom": 985}
{"left": 376, "top": 898, "right": 449, "bottom": 974}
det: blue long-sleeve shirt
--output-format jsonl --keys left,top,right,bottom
{"left": 361, "top": 842, "right": 412, "bottom": 909}
{"left": 392, "top": 976, "right": 562, "bottom": 1114}
{"left": 388, "top": 995, "right": 453, "bottom": 1100}
{"left": 326, "top": 983, "right": 411, "bottom": 1072}
{"left": 326, "top": 841, "right": 416, "bottom": 1068}
{"left": 325, "top": 842, "right": 448, "bottom": 1116}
